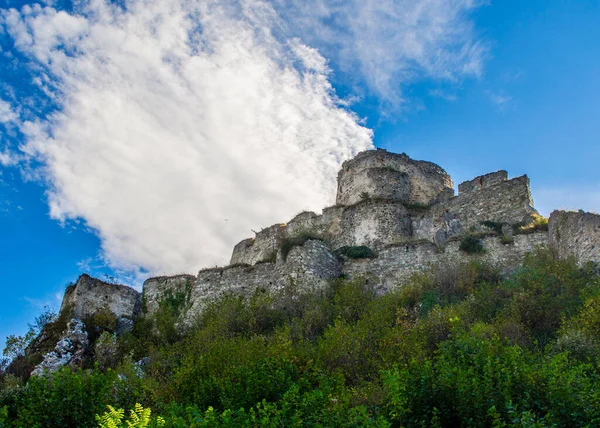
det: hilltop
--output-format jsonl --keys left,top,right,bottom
{"left": 2, "top": 149, "right": 600, "bottom": 427}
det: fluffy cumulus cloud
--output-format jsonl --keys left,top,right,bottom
{"left": 1, "top": 0, "right": 373, "bottom": 274}
{"left": 0, "top": 0, "right": 484, "bottom": 276}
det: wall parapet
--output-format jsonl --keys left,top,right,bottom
{"left": 458, "top": 170, "right": 508, "bottom": 194}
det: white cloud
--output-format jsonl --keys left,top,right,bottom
{"left": 0, "top": 151, "right": 17, "bottom": 166}
{"left": 0, "top": 99, "right": 18, "bottom": 123}
{"left": 429, "top": 89, "right": 458, "bottom": 102}
{"left": 274, "top": 0, "right": 486, "bottom": 105}
{"left": 2, "top": 0, "right": 373, "bottom": 275}
{"left": 1, "top": 0, "right": 487, "bottom": 277}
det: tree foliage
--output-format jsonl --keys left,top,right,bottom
{"left": 2, "top": 248, "right": 600, "bottom": 427}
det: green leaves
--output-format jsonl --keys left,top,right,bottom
{"left": 4, "top": 249, "right": 600, "bottom": 427}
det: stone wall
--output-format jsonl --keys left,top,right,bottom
{"left": 336, "top": 149, "right": 454, "bottom": 206}
{"left": 186, "top": 240, "right": 340, "bottom": 323}
{"left": 230, "top": 223, "right": 286, "bottom": 265}
{"left": 230, "top": 168, "right": 537, "bottom": 266}
{"left": 548, "top": 210, "right": 600, "bottom": 266}
{"left": 143, "top": 274, "right": 196, "bottom": 316}
{"left": 60, "top": 274, "right": 141, "bottom": 321}
{"left": 458, "top": 171, "right": 508, "bottom": 194}
{"left": 332, "top": 200, "right": 412, "bottom": 250}
{"left": 342, "top": 231, "right": 549, "bottom": 291}
{"left": 413, "top": 175, "right": 538, "bottom": 242}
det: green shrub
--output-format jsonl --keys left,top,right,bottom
{"left": 481, "top": 220, "right": 504, "bottom": 234}
{"left": 459, "top": 235, "right": 485, "bottom": 254}
{"left": 4, "top": 247, "right": 600, "bottom": 427}
{"left": 334, "top": 246, "right": 376, "bottom": 259}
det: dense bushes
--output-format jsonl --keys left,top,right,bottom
{"left": 3, "top": 248, "right": 600, "bottom": 426}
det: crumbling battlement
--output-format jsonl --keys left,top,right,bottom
{"left": 143, "top": 274, "right": 196, "bottom": 315}
{"left": 458, "top": 170, "right": 509, "bottom": 194}
{"left": 336, "top": 149, "right": 454, "bottom": 206}
{"left": 413, "top": 175, "right": 537, "bottom": 243}
{"left": 169, "top": 240, "right": 340, "bottom": 323}
{"left": 231, "top": 150, "right": 538, "bottom": 265}
{"left": 549, "top": 210, "right": 600, "bottom": 266}
{"left": 61, "top": 274, "right": 141, "bottom": 323}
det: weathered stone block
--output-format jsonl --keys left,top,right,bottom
{"left": 334, "top": 200, "right": 412, "bottom": 250}
{"left": 143, "top": 274, "right": 196, "bottom": 316}
{"left": 60, "top": 274, "right": 141, "bottom": 322}
{"left": 230, "top": 223, "right": 286, "bottom": 265}
{"left": 458, "top": 170, "right": 508, "bottom": 194}
{"left": 549, "top": 210, "right": 600, "bottom": 266}
{"left": 336, "top": 149, "right": 453, "bottom": 206}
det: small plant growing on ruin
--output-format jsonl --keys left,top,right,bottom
{"left": 460, "top": 236, "right": 485, "bottom": 254}
{"left": 360, "top": 191, "right": 370, "bottom": 201}
{"left": 405, "top": 202, "right": 431, "bottom": 212}
{"left": 481, "top": 220, "right": 504, "bottom": 235}
{"left": 514, "top": 214, "right": 549, "bottom": 235}
{"left": 334, "top": 246, "right": 376, "bottom": 259}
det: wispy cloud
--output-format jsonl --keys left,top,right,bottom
{"left": 274, "top": 0, "right": 487, "bottom": 106}
{"left": 486, "top": 89, "right": 512, "bottom": 107}
{"left": 429, "top": 89, "right": 458, "bottom": 102}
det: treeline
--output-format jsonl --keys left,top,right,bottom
{"left": 2, "top": 248, "right": 600, "bottom": 427}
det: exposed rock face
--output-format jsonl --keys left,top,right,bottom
{"left": 60, "top": 274, "right": 142, "bottom": 327}
{"left": 549, "top": 210, "right": 600, "bottom": 266}
{"left": 31, "top": 319, "right": 88, "bottom": 376}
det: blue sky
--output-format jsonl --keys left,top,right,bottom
{"left": 1, "top": 0, "right": 599, "bottom": 350}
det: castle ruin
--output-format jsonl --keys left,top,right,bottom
{"left": 57, "top": 149, "right": 600, "bottom": 327}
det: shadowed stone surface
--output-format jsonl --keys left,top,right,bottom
{"left": 549, "top": 210, "right": 600, "bottom": 266}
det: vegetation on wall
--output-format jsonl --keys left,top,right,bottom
{"left": 2, "top": 249, "right": 600, "bottom": 427}
{"left": 459, "top": 235, "right": 486, "bottom": 253}
{"left": 333, "top": 245, "right": 376, "bottom": 259}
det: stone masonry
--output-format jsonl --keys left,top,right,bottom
{"left": 549, "top": 210, "right": 600, "bottom": 266}
{"left": 56, "top": 149, "right": 600, "bottom": 326}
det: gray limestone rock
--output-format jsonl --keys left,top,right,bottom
{"left": 32, "top": 318, "right": 89, "bottom": 376}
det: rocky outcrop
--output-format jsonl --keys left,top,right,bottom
{"left": 60, "top": 274, "right": 142, "bottom": 330}
{"left": 31, "top": 319, "right": 88, "bottom": 376}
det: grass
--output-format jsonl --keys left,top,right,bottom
{"left": 333, "top": 246, "right": 376, "bottom": 260}
{"left": 514, "top": 214, "right": 549, "bottom": 235}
